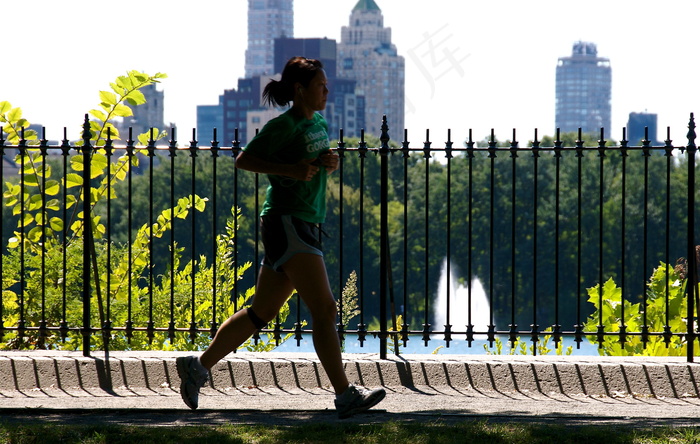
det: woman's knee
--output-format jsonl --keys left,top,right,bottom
{"left": 309, "top": 298, "right": 338, "bottom": 323}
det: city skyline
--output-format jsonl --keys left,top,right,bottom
{"left": 3, "top": 0, "right": 699, "bottom": 144}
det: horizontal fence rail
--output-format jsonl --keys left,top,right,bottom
{"left": 0, "top": 115, "right": 698, "bottom": 360}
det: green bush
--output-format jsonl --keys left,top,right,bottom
{"left": 584, "top": 261, "right": 698, "bottom": 356}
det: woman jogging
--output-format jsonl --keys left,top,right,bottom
{"left": 176, "top": 56, "right": 386, "bottom": 419}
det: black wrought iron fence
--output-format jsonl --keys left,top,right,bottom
{"left": 1, "top": 115, "right": 698, "bottom": 360}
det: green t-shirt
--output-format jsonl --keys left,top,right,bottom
{"left": 243, "top": 110, "right": 330, "bottom": 223}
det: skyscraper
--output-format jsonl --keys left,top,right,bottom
{"left": 627, "top": 111, "right": 659, "bottom": 146}
{"left": 196, "top": 97, "right": 223, "bottom": 145}
{"left": 244, "top": 0, "right": 294, "bottom": 78}
{"left": 337, "top": 0, "right": 405, "bottom": 139}
{"left": 555, "top": 41, "right": 611, "bottom": 134}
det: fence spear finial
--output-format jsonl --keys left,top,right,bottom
{"left": 687, "top": 113, "right": 696, "bottom": 149}
{"left": 380, "top": 115, "right": 390, "bottom": 150}
{"left": 82, "top": 114, "right": 92, "bottom": 145}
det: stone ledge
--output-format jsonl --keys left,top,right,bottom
{"left": 1, "top": 351, "right": 698, "bottom": 398}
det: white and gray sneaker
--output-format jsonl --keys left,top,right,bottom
{"left": 176, "top": 355, "right": 209, "bottom": 410}
{"left": 334, "top": 384, "right": 386, "bottom": 419}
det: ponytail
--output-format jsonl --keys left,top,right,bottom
{"left": 262, "top": 80, "right": 293, "bottom": 107}
{"left": 262, "top": 57, "right": 324, "bottom": 107}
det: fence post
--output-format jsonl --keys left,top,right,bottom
{"left": 81, "top": 116, "right": 92, "bottom": 357}
{"left": 687, "top": 113, "right": 697, "bottom": 363}
{"left": 379, "top": 116, "right": 390, "bottom": 359}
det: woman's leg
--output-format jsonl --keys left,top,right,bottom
{"left": 281, "top": 253, "right": 349, "bottom": 395}
{"left": 199, "top": 265, "right": 294, "bottom": 370}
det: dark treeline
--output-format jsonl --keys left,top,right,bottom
{"left": 324, "top": 134, "right": 694, "bottom": 335}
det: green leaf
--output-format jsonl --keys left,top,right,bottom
{"left": 125, "top": 90, "right": 146, "bottom": 106}
{"left": 70, "top": 219, "right": 83, "bottom": 235}
{"left": 4, "top": 182, "right": 20, "bottom": 197}
{"left": 70, "top": 155, "right": 84, "bottom": 171}
{"left": 109, "top": 81, "right": 123, "bottom": 96}
{"left": 133, "top": 254, "right": 148, "bottom": 268}
{"left": 22, "top": 174, "right": 39, "bottom": 187}
{"left": 99, "top": 90, "right": 118, "bottom": 106}
{"left": 89, "top": 109, "right": 108, "bottom": 121}
{"left": 7, "top": 107, "right": 23, "bottom": 123}
{"left": 21, "top": 128, "right": 38, "bottom": 140}
{"left": 89, "top": 120, "right": 102, "bottom": 134}
{"left": 90, "top": 152, "right": 109, "bottom": 179}
{"left": 7, "top": 236, "right": 19, "bottom": 249}
{"left": 137, "top": 133, "right": 151, "bottom": 146}
{"left": 90, "top": 187, "right": 101, "bottom": 202}
{"left": 194, "top": 195, "right": 208, "bottom": 212}
{"left": 101, "top": 123, "right": 119, "bottom": 140}
{"left": 112, "top": 103, "right": 133, "bottom": 118}
{"left": 26, "top": 193, "right": 43, "bottom": 211}
{"left": 22, "top": 212, "right": 34, "bottom": 227}
{"left": 157, "top": 214, "right": 170, "bottom": 225}
{"left": 45, "top": 179, "right": 60, "bottom": 196}
{"left": 130, "top": 71, "right": 149, "bottom": 83}
{"left": 116, "top": 74, "right": 134, "bottom": 91}
{"left": 65, "top": 195, "right": 78, "bottom": 208}
{"left": 34, "top": 212, "right": 45, "bottom": 226}
{"left": 111, "top": 161, "right": 129, "bottom": 181}
{"left": 0, "top": 101, "right": 12, "bottom": 115}
{"left": 65, "top": 173, "right": 83, "bottom": 188}
{"left": 46, "top": 198, "right": 60, "bottom": 211}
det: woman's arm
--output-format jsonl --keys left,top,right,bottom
{"left": 235, "top": 151, "right": 320, "bottom": 182}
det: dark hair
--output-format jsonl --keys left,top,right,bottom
{"left": 262, "top": 57, "right": 324, "bottom": 107}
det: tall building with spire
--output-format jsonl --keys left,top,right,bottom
{"left": 555, "top": 41, "right": 612, "bottom": 134}
{"left": 337, "top": 0, "right": 404, "bottom": 139}
{"left": 244, "top": 0, "right": 294, "bottom": 78}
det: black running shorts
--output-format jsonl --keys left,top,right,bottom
{"left": 260, "top": 215, "right": 323, "bottom": 272}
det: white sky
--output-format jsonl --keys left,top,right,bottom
{"left": 3, "top": 0, "right": 699, "bottom": 144}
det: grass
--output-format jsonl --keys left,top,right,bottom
{"left": 1, "top": 421, "right": 699, "bottom": 444}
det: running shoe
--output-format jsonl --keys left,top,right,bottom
{"left": 176, "top": 355, "right": 209, "bottom": 409}
{"left": 334, "top": 384, "right": 386, "bottom": 419}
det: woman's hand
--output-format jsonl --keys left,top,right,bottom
{"left": 316, "top": 151, "right": 339, "bottom": 174}
{"left": 292, "top": 151, "right": 338, "bottom": 180}
{"left": 292, "top": 158, "right": 321, "bottom": 181}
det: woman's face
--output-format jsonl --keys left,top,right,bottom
{"left": 299, "top": 69, "right": 329, "bottom": 112}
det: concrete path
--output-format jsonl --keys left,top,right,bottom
{"left": 2, "top": 351, "right": 700, "bottom": 427}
